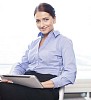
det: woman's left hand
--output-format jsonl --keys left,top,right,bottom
{"left": 41, "top": 80, "right": 54, "bottom": 88}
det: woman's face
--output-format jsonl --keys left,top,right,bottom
{"left": 34, "top": 11, "right": 56, "bottom": 35}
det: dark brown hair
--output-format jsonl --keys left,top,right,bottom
{"left": 34, "top": 3, "right": 56, "bottom": 18}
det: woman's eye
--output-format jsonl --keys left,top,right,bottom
{"left": 43, "top": 18, "right": 49, "bottom": 21}
{"left": 36, "top": 20, "right": 40, "bottom": 23}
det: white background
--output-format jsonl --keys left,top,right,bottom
{"left": 0, "top": 0, "right": 91, "bottom": 71}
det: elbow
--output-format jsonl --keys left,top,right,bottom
{"left": 69, "top": 71, "right": 77, "bottom": 84}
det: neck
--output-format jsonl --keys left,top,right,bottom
{"left": 43, "top": 29, "right": 54, "bottom": 38}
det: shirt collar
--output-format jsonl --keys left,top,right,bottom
{"left": 38, "top": 32, "right": 44, "bottom": 38}
{"left": 53, "top": 30, "right": 60, "bottom": 37}
{"left": 38, "top": 30, "right": 60, "bottom": 38}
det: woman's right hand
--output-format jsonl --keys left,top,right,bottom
{"left": 0, "top": 79, "right": 13, "bottom": 83}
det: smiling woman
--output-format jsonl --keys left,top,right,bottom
{"left": 0, "top": 2, "right": 77, "bottom": 100}
{"left": 0, "top": 0, "right": 91, "bottom": 100}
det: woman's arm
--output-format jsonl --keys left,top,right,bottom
{"left": 51, "top": 39, "right": 77, "bottom": 88}
{"left": 10, "top": 44, "right": 32, "bottom": 75}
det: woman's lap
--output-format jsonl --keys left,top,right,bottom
{"left": 0, "top": 82, "right": 59, "bottom": 100}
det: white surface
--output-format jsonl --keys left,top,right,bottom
{"left": 59, "top": 87, "right": 65, "bottom": 100}
{"left": 0, "top": 64, "right": 12, "bottom": 75}
{"left": 77, "top": 70, "right": 91, "bottom": 79}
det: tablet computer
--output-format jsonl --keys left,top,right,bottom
{"left": 1, "top": 75, "right": 43, "bottom": 88}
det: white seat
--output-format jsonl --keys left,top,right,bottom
{"left": 59, "top": 87, "right": 65, "bottom": 100}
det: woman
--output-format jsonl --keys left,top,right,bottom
{"left": 0, "top": 3, "right": 77, "bottom": 100}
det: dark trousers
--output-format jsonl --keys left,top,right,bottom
{"left": 0, "top": 71, "right": 59, "bottom": 100}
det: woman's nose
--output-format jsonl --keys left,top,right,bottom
{"left": 40, "top": 21, "right": 44, "bottom": 27}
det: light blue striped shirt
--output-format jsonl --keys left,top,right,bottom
{"left": 11, "top": 30, "right": 77, "bottom": 88}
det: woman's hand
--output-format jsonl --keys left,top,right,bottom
{"left": 0, "top": 79, "right": 13, "bottom": 83}
{"left": 41, "top": 80, "right": 54, "bottom": 88}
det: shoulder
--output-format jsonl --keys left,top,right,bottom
{"left": 54, "top": 30, "right": 72, "bottom": 44}
{"left": 60, "top": 34, "right": 72, "bottom": 45}
{"left": 54, "top": 31, "right": 73, "bottom": 51}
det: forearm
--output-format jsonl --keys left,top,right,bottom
{"left": 51, "top": 71, "right": 77, "bottom": 88}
